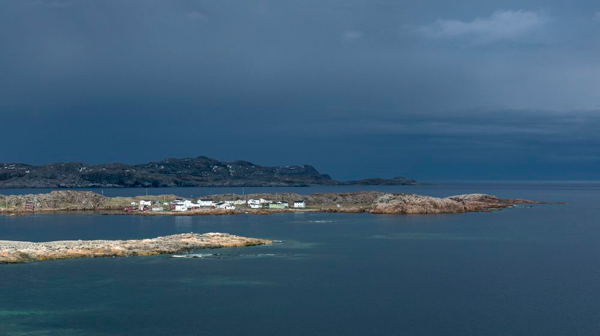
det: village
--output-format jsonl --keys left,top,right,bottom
{"left": 123, "top": 197, "right": 307, "bottom": 213}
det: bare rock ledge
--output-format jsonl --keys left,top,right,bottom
{"left": 0, "top": 233, "right": 272, "bottom": 264}
{"left": 369, "top": 193, "right": 538, "bottom": 214}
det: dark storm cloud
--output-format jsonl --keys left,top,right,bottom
{"left": 0, "top": 0, "right": 599, "bottom": 180}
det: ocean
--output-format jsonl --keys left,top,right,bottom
{"left": 1, "top": 182, "right": 599, "bottom": 335}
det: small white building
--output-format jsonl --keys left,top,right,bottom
{"left": 259, "top": 198, "right": 273, "bottom": 204}
{"left": 170, "top": 200, "right": 186, "bottom": 211}
{"left": 173, "top": 204, "right": 188, "bottom": 212}
{"left": 180, "top": 200, "right": 200, "bottom": 209}
{"left": 139, "top": 200, "right": 152, "bottom": 211}
{"left": 248, "top": 199, "right": 261, "bottom": 205}
{"left": 215, "top": 202, "right": 235, "bottom": 210}
{"left": 197, "top": 200, "right": 214, "bottom": 207}
{"left": 293, "top": 200, "right": 306, "bottom": 208}
{"left": 232, "top": 200, "right": 246, "bottom": 205}
{"left": 249, "top": 203, "right": 262, "bottom": 209}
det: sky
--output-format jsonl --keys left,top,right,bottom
{"left": 1, "top": 0, "right": 599, "bottom": 181}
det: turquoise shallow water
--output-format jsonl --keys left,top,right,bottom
{"left": 1, "top": 183, "right": 599, "bottom": 335}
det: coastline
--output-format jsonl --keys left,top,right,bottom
{"left": 0, "top": 190, "right": 546, "bottom": 216}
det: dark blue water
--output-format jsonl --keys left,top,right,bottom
{"left": 2, "top": 181, "right": 598, "bottom": 199}
{"left": 1, "top": 183, "right": 599, "bottom": 335}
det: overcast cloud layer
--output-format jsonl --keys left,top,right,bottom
{"left": 1, "top": 0, "right": 599, "bottom": 180}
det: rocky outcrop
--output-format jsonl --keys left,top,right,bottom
{"left": 0, "top": 233, "right": 271, "bottom": 264}
{"left": 0, "top": 190, "right": 108, "bottom": 210}
{"left": 369, "top": 193, "right": 536, "bottom": 214}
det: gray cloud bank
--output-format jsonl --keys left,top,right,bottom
{"left": 0, "top": 0, "right": 599, "bottom": 180}
{"left": 414, "top": 10, "right": 549, "bottom": 44}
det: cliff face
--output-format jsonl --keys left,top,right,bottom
{"left": 0, "top": 157, "right": 339, "bottom": 188}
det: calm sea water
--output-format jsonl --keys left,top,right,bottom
{"left": 1, "top": 183, "right": 599, "bottom": 335}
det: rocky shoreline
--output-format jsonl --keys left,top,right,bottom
{"left": 0, "top": 190, "right": 544, "bottom": 216}
{"left": 0, "top": 233, "right": 272, "bottom": 264}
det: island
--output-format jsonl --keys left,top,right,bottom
{"left": 0, "top": 233, "right": 272, "bottom": 264}
{"left": 0, "top": 190, "right": 541, "bottom": 215}
{"left": 0, "top": 156, "right": 422, "bottom": 188}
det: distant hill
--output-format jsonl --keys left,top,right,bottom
{"left": 0, "top": 156, "right": 420, "bottom": 188}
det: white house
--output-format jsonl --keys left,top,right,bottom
{"left": 138, "top": 200, "right": 152, "bottom": 210}
{"left": 259, "top": 198, "right": 273, "bottom": 204}
{"left": 170, "top": 200, "right": 185, "bottom": 211}
{"left": 249, "top": 203, "right": 262, "bottom": 209}
{"left": 215, "top": 202, "right": 235, "bottom": 210}
{"left": 181, "top": 200, "right": 200, "bottom": 209}
{"left": 197, "top": 200, "right": 214, "bottom": 207}
{"left": 293, "top": 200, "right": 306, "bottom": 208}
{"left": 173, "top": 204, "right": 188, "bottom": 212}
{"left": 248, "top": 199, "right": 261, "bottom": 205}
{"left": 223, "top": 200, "right": 244, "bottom": 205}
